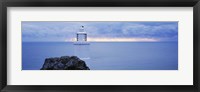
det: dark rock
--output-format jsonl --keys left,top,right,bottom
{"left": 41, "top": 56, "right": 90, "bottom": 70}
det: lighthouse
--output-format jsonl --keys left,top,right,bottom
{"left": 74, "top": 26, "right": 90, "bottom": 59}
{"left": 74, "top": 26, "right": 89, "bottom": 45}
{"left": 77, "top": 26, "right": 87, "bottom": 41}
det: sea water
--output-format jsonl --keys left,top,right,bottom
{"left": 22, "top": 42, "right": 178, "bottom": 70}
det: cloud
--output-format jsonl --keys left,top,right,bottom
{"left": 121, "top": 23, "right": 178, "bottom": 41}
{"left": 22, "top": 21, "right": 178, "bottom": 42}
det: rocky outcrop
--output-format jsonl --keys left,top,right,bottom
{"left": 41, "top": 56, "right": 90, "bottom": 70}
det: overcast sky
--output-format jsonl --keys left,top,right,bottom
{"left": 22, "top": 21, "right": 178, "bottom": 42}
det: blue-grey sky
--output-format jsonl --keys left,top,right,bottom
{"left": 22, "top": 21, "right": 178, "bottom": 42}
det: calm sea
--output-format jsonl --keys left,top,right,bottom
{"left": 22, "top": 42, "right": 178, "bottom": 70}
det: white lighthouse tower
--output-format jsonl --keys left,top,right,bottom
{"left": 74, "top": 26, "right": 89, "bottom": 45}
{"left": 74, "top": 26, "right": 90, "bottom": 59}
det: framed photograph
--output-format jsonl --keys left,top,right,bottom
{"left": 1, "top": 0, "right": 200, "bottom": 92}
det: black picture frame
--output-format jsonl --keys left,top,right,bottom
{"left": 0, "top": 0, "right": 200, "bottom": 92}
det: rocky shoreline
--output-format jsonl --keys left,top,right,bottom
{"left": 41, "top": 56, "right": 90, "bottom": 70}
